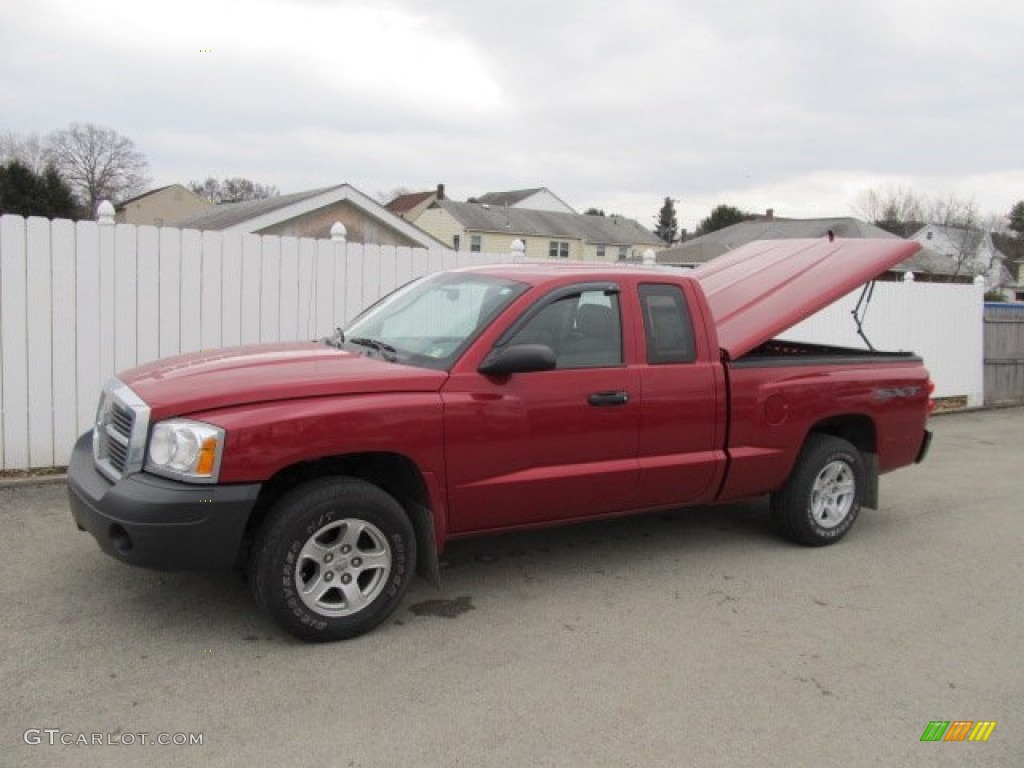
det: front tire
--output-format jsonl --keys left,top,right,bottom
{"left": 771, "top": 435, "right": 864, "bottom": 546}
{"left": 250, "top": 477, "right": 416, "bottom": 642}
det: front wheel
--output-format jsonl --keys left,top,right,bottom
{"left": 770, "top": 435, "right": 864, "bottom": 546}
{"left": 250, "top": 477, "right": 416, "bottom": 641}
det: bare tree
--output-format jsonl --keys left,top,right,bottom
{"left": 922, "top": 196, "right": 1007, "bottom": 283}
{"left": 927, "top": 194, "right": 979, "bottom": 230}
{"left": 188, "top": 177, "right": 279, "bottom": 204}
{"left": 851, "top": 185, "right": 925, "bottom": 236}
{"left": 0, "top": 131, "right": 50, "bottom": 174}
{"left": 46, "top": 123, "right": 150, "bottom": 213}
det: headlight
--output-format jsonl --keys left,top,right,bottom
{"left": 145, "top": 420, "right": 224, "bottom": 483}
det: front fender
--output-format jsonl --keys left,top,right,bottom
{"left": 191, "top": 393, "right": 446, "bottom": 486}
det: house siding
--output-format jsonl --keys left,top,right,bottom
{"left": 910, "top": 226, "right": 1009, "bottom": 291}
{"left": 117, "top": 185, "right": 209, "bottom": 226}
{"left": 415, "top": 207, "right": 466, "bottom": 249}
{"left": 415, "top": 202, "right": 656, "bottom": 261}
{"left": 256, "top": 200, "right": 416, "bottom": 246}
{"left": 516, "top": 190, "right": 575, "bottom": 213}
{"left": 414, "top": 211, "right": 589, "bottom": 260}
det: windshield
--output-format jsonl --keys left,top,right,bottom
{"left": 342, "top": 272, "right": 528, "bottom": 370}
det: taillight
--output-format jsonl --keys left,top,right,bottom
{"left": 926, "top": 379, "right": 935, "bottom": 413}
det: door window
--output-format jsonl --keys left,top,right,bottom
{"left": 505, "top": 288, "right": 623, "bottom": 368}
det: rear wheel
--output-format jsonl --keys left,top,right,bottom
{"left": 250, "top": 477, "right": 415, "bottom": 641}
{"left": 771, "top": 435, "right": 864, "bottom": 546}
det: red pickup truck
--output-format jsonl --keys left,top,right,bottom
{"left": 69, "top": 238, "right": 932, "bottom": 641}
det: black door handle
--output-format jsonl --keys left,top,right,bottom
{"left": 588, "top": 391, "right": 630, "bottom": 406}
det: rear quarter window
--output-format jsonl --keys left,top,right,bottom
{"left": 639, "top": 284, "right": 697, "bottom": 364}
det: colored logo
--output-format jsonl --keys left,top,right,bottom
{"left": 920, "top": 721, "right": 996, "bottom": 742}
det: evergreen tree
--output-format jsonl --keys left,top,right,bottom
{"left": 1008, "top": 201, "right": 1024, "bottom": 238}
{"left": 697, "top": 204, "right": 753, "bottom": 236}
{"left": 654, "top": 197, "right": 678, "bottom": 243}
{"left": 0, "top": 160, "right": 79, "bottom": 218}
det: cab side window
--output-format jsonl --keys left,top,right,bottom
{"left": 506, "top": 289, "right": 623, "bottom": 369}
{"left": 639, "top": 284, "right": 696, "bottom": 364}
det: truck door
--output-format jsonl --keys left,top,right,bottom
{"left": 443, "top": 283, "right": 641, "bottom": 533}
{"left": 635, "top": 283, "right": 724, "bottom": 507}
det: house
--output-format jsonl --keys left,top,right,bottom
{"left": 388, "top": 185, "right": 576, "bottom": 222}
{"left": 116, "top": 184, "right": 209, "bottom": 226}
{"left": 385, "top": 184, "right": 446, "bottom": 222}
{"left": 656, "top": 216, "right": 901, "bottom": 268}
{"left": 471, "top": 187, "right": 576, "bottom": 214}
{"left": 908, "top": 224, "right": 1015, "bottom": 295}
{"left": 412, "top": 199, "right": 664, "bottom": 261}
{"left": 170, "top": 184, "right": 444, "bottom": 248}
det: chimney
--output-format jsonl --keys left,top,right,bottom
{"left": 766, "top": 208, "right": 774, "bottom": 220}
{"left": 436, "top": 183, "right": 445, "bottom": 201}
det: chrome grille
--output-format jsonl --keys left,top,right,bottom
{"left": 110, "top": 402, "right": 134, "bottom": 437}
{"left": 93, "top": 379, "right": 151, "bottom": 482}
{"left": 102, "top": 403, "right": 134, "bottom": 473}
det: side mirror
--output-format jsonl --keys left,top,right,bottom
{"left": 479, "top": 344, "right": 557, "bottom": 375}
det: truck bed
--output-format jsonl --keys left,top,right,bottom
{"left": 718, "top": 340, "right": 931, "bottom": 502}
{"left": 731, "top": 339, "right": 923, "bottom": 367}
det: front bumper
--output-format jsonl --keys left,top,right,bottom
{"left": 68, "top": 432, "right": 261, "bottom": 571}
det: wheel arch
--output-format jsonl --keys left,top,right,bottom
{"left": 805, "top": 413, "right": 878, "bottom": 509}
{"left": 240, "top": 452, "right": 441, "bottom": 585}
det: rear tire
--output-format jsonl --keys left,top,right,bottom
{"left": 249, "top": 477, "right": 415, "bottom": 642}
{"left": 771, "top": 435, "right": 864, "bottom": 546}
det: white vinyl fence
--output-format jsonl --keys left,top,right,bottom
{"left": 0, "top": 213, "right": 985, "bottom": 471}
{"left": 781, "top": 277, "right": 985, "bottom": 408}
{"left": 0, "top": 214, "right": 507, "bottom": 470}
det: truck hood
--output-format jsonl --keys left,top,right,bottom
{"left": 120, "top": 342, "right": 447, "bottom": 419}
{"left": 692, "top": 238, "right": 921, "bottom": 360}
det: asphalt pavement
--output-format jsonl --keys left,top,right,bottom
{"left": 2, "top": 408, "right": 1021, "bottom": 767}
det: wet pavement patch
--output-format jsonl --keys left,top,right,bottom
{"left": 408, "top": 596, "right": 475, "bottom": 619}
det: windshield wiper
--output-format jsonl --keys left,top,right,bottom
{"left": 348, "top": 336, "right": 398, "bottom": 362}
{"left": 320, "top": 327, "right": 346, "bottom": 349}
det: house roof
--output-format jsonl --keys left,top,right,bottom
{"left": 169, "top": 184, "right": 445, "bottom": 248}
{"left": 472, "top": 187, "right": 577, "bottom": 213}
{"left": 435, "top": 200, "right": 664, "bottom": 246}
{"left": 170, "top": 186, "right": 337, "bottom": 230}
{"left": 386, "top": 190, "right": 436, "bottom": 214}
{"left": 473, "top": 188, "right": 546, "bottom": 207}
{"left": 658, "top": 217, "right": 898, "bottom": 265}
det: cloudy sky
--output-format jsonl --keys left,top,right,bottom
{"left": 2, "top": 0, "right": 1021, "bottom": 231}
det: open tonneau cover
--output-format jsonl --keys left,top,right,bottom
{"left": 692, "top": 238, "right": 921, "bottom": 360}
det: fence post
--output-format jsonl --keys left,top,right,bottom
{"left": 510, "top": 239, "right": 525, "bottom": 261}
{"left": 903, "top": 271, "right": 915, "bottom": 282}
{"left": 331, "top": 222, "right": 347, "bottom": 243}
{"left": 96, "top": 200, "right": 115, "bottom": 225}
{"left": 642, "top": 248, "right": 656, "bottom": 265}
